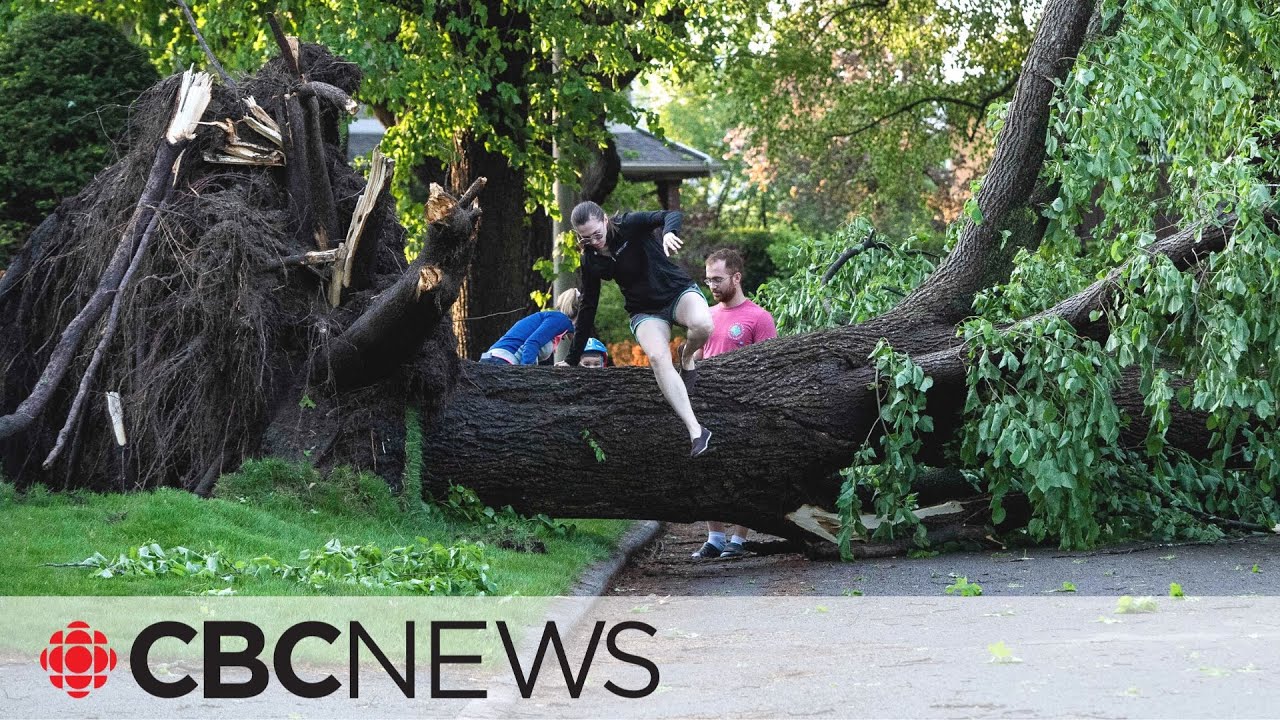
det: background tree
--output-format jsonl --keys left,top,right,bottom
{"left": 0, "top": 13, "right": 158, "bottom": 266}
{"left": 643, "top": 0, "right": 1032, "bottom": 241}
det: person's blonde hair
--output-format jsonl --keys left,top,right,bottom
{"left": 554, "top": 287, "right": 582, "bottom": 320}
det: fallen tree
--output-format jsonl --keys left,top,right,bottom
{"left": 2, "top": 0, "right": 1277, "bottom": 553}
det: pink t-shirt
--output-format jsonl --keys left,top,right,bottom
{"left": 703, "top": 299, "right": 777, "bottom": 359}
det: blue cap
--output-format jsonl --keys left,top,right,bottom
{"left": 583, "top": 338, "right": 608, "bottom": 356}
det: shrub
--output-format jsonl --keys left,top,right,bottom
{"left": 0, "top": 13, "right": 158, "bottom": 265}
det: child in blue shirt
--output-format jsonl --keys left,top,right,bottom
{"left": 480, "top": 289, "right": 580, "bottom": 365}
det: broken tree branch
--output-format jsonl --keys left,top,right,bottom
{"left": 174, "top": 0, "right": 235, "bottom": 90}
{"left": 303, "top": 81, "right": 358, "bottom": 116}
{"left": 821, "top": 231, "right": 887, "bottom": 285}
{"left": 304, "top": 94, "right": 338, "bottom": 251}
{"left": 282, "top": 93, "right": 316, "bottom": 248}
{"left": 327, "top": 242, "right": 347, "bottom": 308}
{"left": 458, "top": 177, "right": 488, "bottom": 208}
{"left": 320, "top": 181, "right": 485, "bottom": 388}
{"left": 201, "top": 117, "right": 285, "bottom": 166}
{"left": 261, "top": 249, "right": 340, "bottom": 270}
{"left": 242, "top": 97, "right": 283, "bottom": 147}
{"left": 267, "top": 13, "right": 301, "bottom": 78}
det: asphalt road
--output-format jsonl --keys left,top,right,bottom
{"left": 607, "top": 523, "right": 1280, "bottom": 597}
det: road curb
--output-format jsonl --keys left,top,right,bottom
{"left": 569, "top": 519, "right": 664, "bottom": 597}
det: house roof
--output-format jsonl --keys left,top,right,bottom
{"left": 608, "top": 122, "right": 721, "bottom": 181}
{"left": 345, "top": 116, "right": 721, "bottom": 181}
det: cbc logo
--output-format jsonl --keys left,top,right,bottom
{"left": 39, "top": 621, "right": 118, "bottom": 699}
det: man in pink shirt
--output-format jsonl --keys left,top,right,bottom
{"left": 691, "top": 249, "right": 777, "bottom": 559}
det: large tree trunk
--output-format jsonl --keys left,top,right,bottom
{"left": 420, "top": 213, "right": 1230, "bottom": 539}
{"left": 423, "top": 343, "right": 877, "bottom": 539}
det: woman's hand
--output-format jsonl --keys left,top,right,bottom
{"left": 662, "top": 232, "right": 684, "bottom": 257}
{"left": 555, "top": 360, "right": 570, "bottom": 367}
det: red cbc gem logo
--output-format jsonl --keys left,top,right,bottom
{"left": 39, "top": 621, "right": 118, "bottom": 699}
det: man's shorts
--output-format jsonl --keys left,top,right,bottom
{"left": 628, "top": 284, "right": 704, "bottom": 336}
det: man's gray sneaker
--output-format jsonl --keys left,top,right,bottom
{"left": 691, "top": 541, "right": 723, "bottom": 559}
{"left": 719, "top": 541, "right": 746, "bottom": 559}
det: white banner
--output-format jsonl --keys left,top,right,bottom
{"left": 2, "top": 596, "right": 1277, "bottom": 718}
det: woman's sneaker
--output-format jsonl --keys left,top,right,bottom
{"left": 691, "top": 541, "right": 723, "bottom": 559}
{"left": 690, "top": 426, "right": 712, "bottom": 458}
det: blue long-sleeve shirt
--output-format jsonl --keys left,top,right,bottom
{"left": 487, "top": 311, "right": 575, "bottom": 365}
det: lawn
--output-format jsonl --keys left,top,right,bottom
{"left": 0, "top": 410, "right": 628, "bottom": 596}
{"left": 0, "top": 484, "right": 626, "bottom": 597}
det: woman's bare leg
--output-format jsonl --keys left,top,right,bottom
{"left": 634, "top": 319, "right": 701, "bottom": 441}
{"left": 674, "top": 291, "right": 714, "bottom": 371}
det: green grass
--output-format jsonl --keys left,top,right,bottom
{"left": 0, "top": 455, "right": 628, "bottom": 596}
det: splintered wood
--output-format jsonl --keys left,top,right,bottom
{"left": 339, "top": 149, "right": 394, "bottom": 289}
{"left": 415, "top": 265, "right": 443, "bottom": 300}
{"left": 202, "top": 96, "right": 285, "bottom": 166}
{"left": 425, "top": 183, "right": 457, "bottom": 224}
{"left": 105, "top": 392, "right": 127, "bottom": 447}
{"left": 327, "top": 243, "right": 347, "bottom": 308}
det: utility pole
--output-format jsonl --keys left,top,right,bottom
{"left": 551, "top": 45, "right": 578, "bottom": 361}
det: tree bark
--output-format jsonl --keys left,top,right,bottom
{"left": 449, "top": 138, "right": 544, "bottom": 359}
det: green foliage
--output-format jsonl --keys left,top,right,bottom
{"left": 971, "top": 246, "right": 1097, "bottom": 323}
{"left": 1044, "top": 0, "right": 1280, "bottom": 257}
{"left": 950, "top": 0, "right": 1280, "bottom": 548}
{"left": 945, "top": 576, "right": 983, "bottom": 596}
{"left": 686, "top": 0, "right": 1030, "bottom": 236}
{"left": 959, "top": 317, "right": 1123, "bottom": 549}
{"left": 987, "top": 641, "right": 1020, "bottom": 663}
{"left": 836, "top": 341, "right": 933, "bottom": 559}
{"left": 71, "top": 537, "right": 497, "bottom": 595}
{"left": 581, "top": 429, "right": 606, "bottom": 463}
{"left": 433, "top": 482, "right": 577, "bottom": 544}
{"left": 0, "top": 12, "right": 158, "bottom": 265}
{"left": 755, "top": 219, "right": 937, "bottom": 335}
